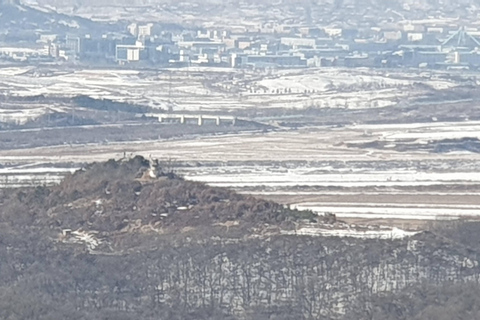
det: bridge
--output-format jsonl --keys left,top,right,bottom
{"left": 146, "top": 113, "right": 237, "bottom": 126}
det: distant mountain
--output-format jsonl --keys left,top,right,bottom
{"left": 0, "top": 0, "right": 119, "bottom": 37}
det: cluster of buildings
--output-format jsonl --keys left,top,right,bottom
{"left": 10, "top": 19, "right": 480, "bottom": 71}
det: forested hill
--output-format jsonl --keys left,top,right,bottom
{"left": 13, "top": 156, "right": 319, "bottom": 238}
{"left": 1, "top": 156, "right": 480, "bottom": 319}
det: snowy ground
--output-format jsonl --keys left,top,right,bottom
{"left": 1, "top": 65, "right": 480, "bottom": 225}
{"left": 1, "top": 120, "right": 480, "bottom": 223}
{"left": 281, "top": 224, "right": 419, "bottom": 239}
{"left": 0, "top": 166, "right": 75, "bottom": 188}
{"left": 0, "top": 66, "right": 467, "bottom": 122}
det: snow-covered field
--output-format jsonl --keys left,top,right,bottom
{"left": 292, "top": 203, "right": 480, "bottom": 221}
{"left": 185, "top": 171, "right": 480, "bottom": 188}
{"left": 1, "top": 119, "right": 480, "bottom": 223}
{"left": 0, "top": 66, "right": 466, "bottom": 119}
{"left": 282, "top": 224, "right": 419, "bottom": 239}
{"left": 0, "top": 104, "right": 68, "bottom": 124}
{"left": 0, "top": 166, "right": 75, "bottom": 188}
{"left": 179, "top": 161, "right": 480, "bottom": 222}
{"left": 1, "top": 65, "right": 479, "bottom": 224}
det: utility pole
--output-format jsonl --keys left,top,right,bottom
{"left": 168, "top": 71, "right": 172, "bottom": 101}
{"left": 167, "top": 71, "right": 173, "bottom": 113}
{"left": 71, "top": 105, "right": 76, "bottom": 124}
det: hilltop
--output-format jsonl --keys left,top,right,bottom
{"left": 0, "top": 156, "right": 321, "bottom": 251}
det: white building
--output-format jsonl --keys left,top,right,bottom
{"left": 127, "top": 23, "right": 138, "bottom": 37}
{"left": 138, "top": 24, "right": 154, "bottom": 37}
{"left": 280, "top": 37, "right": 316, "bottom": 48}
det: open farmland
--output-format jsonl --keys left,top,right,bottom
{"left": 2, "top": 66, "right": 480, "bottom": 228}
{"left": 2, "top": 117, "right": 480, "bottom": 227}
{"left": 0, "top": 66, "right": 471, "bottom": 123}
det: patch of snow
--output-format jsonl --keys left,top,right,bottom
{"left": 71, "top": 230, "right": 101, "bottom": 250}
{"left": 292, "top": 204, "right": 480, "bottom": 220}
{"left": 282, "top": 225, "right": 419, "bottom": 239}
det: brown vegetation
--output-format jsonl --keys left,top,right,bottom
{"left": 1, "top": 157, "right": 480, "bottom": 319}
{"left": 0, "top": 156, "right": 319, "bottom": 238}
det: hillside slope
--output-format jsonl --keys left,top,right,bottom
{"left": 0, "top": 0, "right": 116, "bottom": 35}
{"left": 1, "top": 157, "right": 480, "bottom": 319}
{"left": 0, "top": 156, "right": 319, "bottom": 250}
